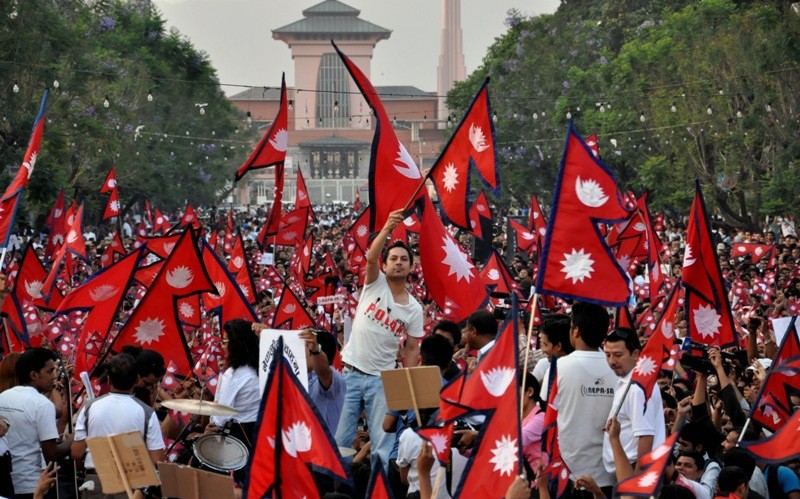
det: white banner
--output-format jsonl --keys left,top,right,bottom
{"left": 258, "top": 329, "right": 308, "bottom": 393}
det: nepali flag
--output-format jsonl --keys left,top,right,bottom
{"left": 0, "top": 89, "right": 48, "bottom": 248}
{"left": 333, "top": 41, "right": 425, "bottom": 233}
{"left": 682, "top": 181, "right": 737, "bottom": 347}
{"left": 45, "top": 189, "right": 66, "bottom": 258}
{"left": 142, "top": 233, "right": 181, "bottom": 260}
{"left": 730, "top": 243, "right": 775, "bottom": 265}
{"left": 429, "top": 78, "right": 498, "bottom": 229}
{"left": 585, "top": 133, "right": 600, "bottom": 158}
{"left": 508, "top": 219, "right": 537, "bottom": 255}
{"left": 365, "top": 457, "right": 394, "bottom": 499}
{"left": 749, "top": 316, "right": 800, "bottom": 432}
{"left": 243, "top": 337, "right": 350, "bottom": 498}
{"left": 272, "top": 284, "right": 314, "bottom": 330}
{"left": 638, "top": 193, "right": 666, "bottom": 301}
{"left": 741, "top": 408, "right": 800, "bottom": 463}
{"left": 144, "top": 199, "right": 153, "bottom": 227}
{"left": 153, "top": 209, "right": 170, "bottom": 234}
{"left": 527, "top": 195, "right": 547, "bottom": 240}
{"left": 415, "top": 422, "right": 455, "bottom": 464}
{"left": 630, "top": 284, "right": 680, "bottom": 412}
{"left": 52, "top": 248, "right": 144, "bottom": 378}
{"left": 467, "top": 191, "right": 492, "bottom": 240}
{"left": 228, "top": 231, "right": 257, "bottom": 304}
{"left": 223, "top": 208, "right": 235, "bottom": 254}
{"left": 535, "top": 124, "right": 634, "bottom": 307}
{"left": 109, "top": 230, "right": 216, "bottom": 374}
{"left": 43, "top": 203, "right": 87, "bottom": 295}
{"left": 177, "top": 203, "right": 201, "bottom": 231}
{"left": 14, "top": 243, "right": 64, "bottom": 311}
{"left": 274, "top": 206, "right": 310, "bottom": 247}
{"left": 235, "top": 73, "right": 288, "bottom": 181}
{"left": 258, "top": 164, "right": 286, "bottom": 243}
{"left": 479, "top": 249, "right": 520, "bottom": 297}
{"left": 294, "top": 167, "right": 315, "bottom": 221}
{"left": 200, "top": 239, "right": 258, "bottom": 324}
{"left": 417, "top": 195, "right": 487, "bottom": 323}
{"left": 100, "top": 166, "right": 120, "bottom": 221}
{"left": 615, "top": 432, "right": 680, "bottom": 497}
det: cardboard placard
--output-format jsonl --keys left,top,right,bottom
{"left": 317, "top": 295, "right": 345, "bottom": 306}
{"left": 259, "top": 329, "right": 308, "bottom": 393}
{"left": 158, "top": 462, "right": 234, "bottom": 499}
{"left": 85, "top": 431, "right": 159, "bottom": 495}
{"left": 381, "top": 366, "right": 442, "bottom": 412}
{"left": 260, "top": 252, "right": 275, "bottom": 266}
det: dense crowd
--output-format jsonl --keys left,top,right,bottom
{"left": 0, "top": 200, "right": 798, "bottom": 499}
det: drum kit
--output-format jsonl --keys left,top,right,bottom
{"left": 161, "top": 399, "right": 248, "bottom": 472}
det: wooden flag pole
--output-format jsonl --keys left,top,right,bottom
{"left": 520, "top": 293, "right": 539, "bottom": 420}
{"left": 106, "top": 436, "right": 135, "bottom": 499}
{"left": 404, "top": 369, "right": 424, "bottom": 427}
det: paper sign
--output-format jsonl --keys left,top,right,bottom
{"left": 158, "top": 462, "right": 234, "bottom": 499}
{"left": 381, "top": 366, "right": 442, "bottom": 412}
{"left": 260, "top": 253, "right": 275, "bottom": 266}
{"left": 770, "top": 316, "right": 798, "bottom": 346}
{"left": 259, "top": 329, "right": 308, "bottom": 393}
{"left": 85, "top": 431, "right": 159, "bottom": 494}
{"left": 317, "top": 295, "right": 345, "bottom": 306}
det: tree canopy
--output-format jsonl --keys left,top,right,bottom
{"left": 0, "top": 0, "right": 252, "bottom": 229}
{"left": 448, "top": 0, "right": 800, "bottom": 229}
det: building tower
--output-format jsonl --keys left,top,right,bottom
{"left": 437, "top": 0, "right": 466, "bottom": 127}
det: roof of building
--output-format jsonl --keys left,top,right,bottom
{"left": 297, "top": 135, "right": 371, "bottom": 147}
{"left": 274, "top": 0, "right": 390, "bottom": 37}
{"left": 228, "top": 85, "right": 434, "bottom": 102}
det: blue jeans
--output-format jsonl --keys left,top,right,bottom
{"left": 334, "top": 368, "right": 393, "bottom": 470}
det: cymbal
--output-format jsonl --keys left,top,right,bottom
{"left": 161, "top": 398, "right": 240, "bottom": 417}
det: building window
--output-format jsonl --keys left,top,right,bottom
{"left": 316, "top": 53, "right": 350, "bottom": 128}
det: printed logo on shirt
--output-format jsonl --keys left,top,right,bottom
{"left": 364, "top": 299, "right": 406, "bottom": 339}
{"left": 580, "top": 382, "right": 614, "bottom": 397}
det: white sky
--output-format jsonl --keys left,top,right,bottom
{"left": 151, "top": 0, "right": 560, "bottom": 95}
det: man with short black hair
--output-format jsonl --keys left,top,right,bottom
{"left": 715, "top": 466, "right": 749, "bottom": 499}
{"left": 431, "top": 320, "right": 462, "bottom": 381}
{"left": 72, "top": 353, "right": 165, "bottom": 498}
{"left": 541, "top": 301, "right": 616, "bottom": 497}
{"left": 533, "top": 313, "right": 573, "bottom": 384}
{"left": 0, "top": 348, "right": 73, "bottom": 498}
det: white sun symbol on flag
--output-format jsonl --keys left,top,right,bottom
{"left": 480, "top": 366, "right": 516, "bottom": 397}
{"left": 440, "top": 236, "right": 474, "bottom": 283}
{"left": 429, "top": 433, "right": 448, "bottom": 456}
{"left": 634, "top": 355, "right": 657, "bottom": 377}
{"left": 650, "top": 442, "right": 672, "bottom": 461}
{"left": 661, "top": 321, "right": 674, "bottom": 339}
{"left": 489, "top": 435, "right": 518, "bottom": 477}
{"left": 109, "top": 200, "right": 120, "bottom": 213}
{"left": 239, "top": 284, "right": 250, "bottom": 298}
{"left": 693, "top": 303, "right": 721, "bottom": 339}
{"left": 487, "top": 268, "right": 500, "bottom": 281}
{"left": 637, "top": 470, "right": 660, "bottom": 488}
{"left": 282, "top": 231, "right": 297, "bottom": 242}
{"left": 617, "top": 254, "right": 631, "bottom": 271}
{"left": 442, "top": 163, "right": 459, "bottom": 193}
{"left": 683, "top": 243, "right": 697, "bottom": 267}
{"left": 179, "top": 302, "right": 194, "bottom": 318}
{"left": 134, "top": 317, "right": 166, "bottom": 345}
{"left": 560, "top": 248, "right": 595, "bottom": 284}
{"left": 356, "top": 224, "right": 368, "bottom": 238}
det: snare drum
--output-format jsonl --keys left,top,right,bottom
{"left": 192, "top": 434, "right": 249, "bottom": 472}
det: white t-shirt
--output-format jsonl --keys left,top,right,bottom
{"left": 396, "top": 430, "right": 450, "bottom": 498}
{"left": 74, "top": 393, "right": 165, "bottom": 469}
{"left": 0, "top": 386, "right": 59, "bottom": 494}
{"left": 533, "top": 357, "right": 550, "bottom": 384}
{"left": 602, "top": 371, "right": 666, "bottom": 472}
{"left": 341, "top": 272, "right": 424, "bottom": 375}
{"left": 211, "top": 366, "right": 260, "bottom": 426}
{"left": 541, "top": 351, "right": 617, "bottom": 487}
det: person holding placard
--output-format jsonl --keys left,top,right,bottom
{"left": 336, "top": 209, "right": 425, "bottom": 471}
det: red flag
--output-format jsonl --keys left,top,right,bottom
{"left": 46, "top": 189, "right": 65, "bottom": 234}
{"left": 110, "top": 230, "right": 216, "bottom": 373}
{"left": 682, "top": 181, "right": 737, "bottom": 347}
{"left": 344, "top": 207, "right": 371, "bottom": 253}
{"left": 101, "top": 187, "right": 121, "bottom": 221}
{"left": 243, "top": 338, "right": 350, "bottom": 498}
{"left": 479, "top": 249, "right": 520, "bottom": 297}
{"left": 153, "top": 209, "right": 170, "bottom": 234}
{"left": 508, "top": 218, "right": 537, "bottom": 255}
{"left": 200, "top": 240, "right": 258, "bottom": 324}
{"left": 638, "top": 193, "right": 666, "bottom": 302}
{"left": 53, "top": 248, "right": 144, "bottom": 377}
{"left": 15, "top": 244, "right": 63, "bottom": 311}
{"left": 235, "top": 73, "right": 288, "bottom": 181}
{"left": 741, "top": 407, "right": 800, "bottom": 463}
{"left": 223, "top": 208, "right": 235, "bottom": 254}
{"left": 467, "top": 191, "right": 492, "bottom": 240}
{"left": 100, "top": 166, "right": 117, "bottom": 194}
{"left": 272, "top": 285, "right": 314, "bottom": 330}
{"left": 585, "top": 133, "right": 600, "bottom": 158}
{"left": 353, "top": 189, "right": 362, "bottom": 213}
{"left": 176, "top": 295, "right": 201, "bottom": 328}
{"left": 535, "top": 125, "right": 633, "bottom": 306}
{"left": 333, "top": 42, "right": 424, "bottom": 232}
{"left": 749, "top": 317, "right": 800, "bottom": 432}
{"left": 0, "top": 90, "right": 48, "bottom": 247}
{"left": 178, "top": 203, "right": 201, "bottom": 230}
{"left": 417, "top": 195, "right": 487, "bottom": 322}
{"left": 730, "top": 242, "right": 775, "bottom": 264}
{"left": 365, "top": 458, "right": 393, "bottom": 499}
{"left": 274, "top": 206, "right": 310, "bottom": 247}
{"left": 142, "top": 233, "right": 181, "bottom": 260}
{"left": 415, "top": 423, "right": 455, "bottom": 465}
{"left": 430, "top": 79, "right": 498, "bottom": 229}
{"left": 527, "top": 195, "right": 546, "bottom": 238}
{"left": 257, "top": 164, "right": 286, "bottom": 244}
{"left": 134, "top": 260, "right": 164, "bottom": 288}
{"left": 144, "top": 199, "right": 153, "bottom": 227}
{"left": 630, "top": 284, "right": 680, "bottom": 412}
{"left": 294, "top": 167, "right": 315, "bottom": 220}
{"left": 43, "top": 204, "right": 87, "bottom": 294}
{"left": 615, "top": 432, "right": 679, "bottom": 497}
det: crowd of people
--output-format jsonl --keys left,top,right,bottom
{"left": 0, "top": 199, "right": 798, "bottom": 499}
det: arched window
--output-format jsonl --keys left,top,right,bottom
{"left": 316, "top": 53, "right": 349, "bottom": 128}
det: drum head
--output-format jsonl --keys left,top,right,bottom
{"left": 193, "top": 434, "right": 249, "bottom": 472}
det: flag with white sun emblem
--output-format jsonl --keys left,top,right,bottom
{"left": 417, "top": 195, "right": 488, "bottom": 323}
{"left": 100, "top": 166, "right": 120, "bottom": 221}
{"left": 630, "top": 283, "right": 680, "bottom": 413}
{"left": 429, "top": 78, "right": 498, "bottom": 230}
{"left": 535, "top": 124, "right": 634, "bottom": 307}
{"left": 333, "top": 42, "right": 425, "bottom": 233}
{"left": 109, "top": 230, "right": 216, "bottom": 374}
{"left": 682, "top": 181, "right": 737, "bottom": 347}
{"left": 52, "top": 247, "right": 145, "bottom": 378}
{"left": 200, "top": 239, "right": 258, "bottom": 324}
{"left": 235, "top": 73, "right": 288, "bottom": 181}
{"left": 466, "top": 191, "right": 492, "bottom": 240}
{"left": 615, "top": 432, "right": 680, "bottom": 497}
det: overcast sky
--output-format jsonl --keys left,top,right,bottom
{"left": 151, "top": 0, "right": 560, "bottom": 95}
